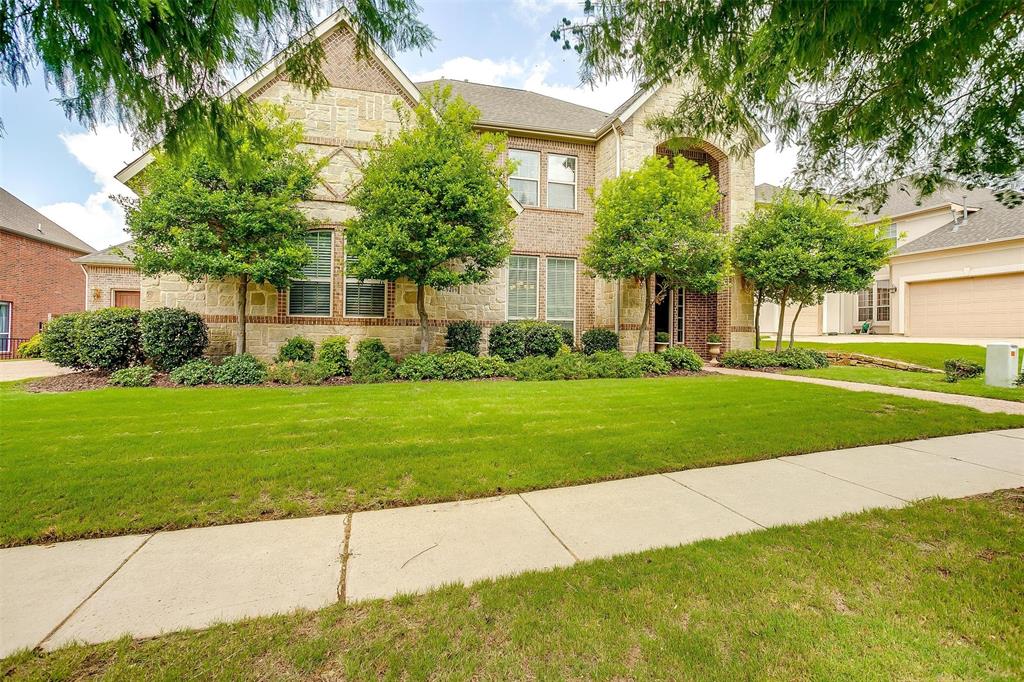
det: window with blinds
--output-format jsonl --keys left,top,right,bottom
{"left": 507, "top": 255, "right": 538, "bottom": 320}
{"left": 545, "top": 257, "right": 575, "bottom": 336}
{"left": 344, "top": 255, "right": 386, "bottom": 317}
{"left": 547, "top": 154, "right": 576, "bottom": 210}
{"left": 289, "top": 230, "right": 333, "bottom": 316}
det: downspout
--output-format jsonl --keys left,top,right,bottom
{"left": 79, "top": 264, "right": 89, "bottom": 310}
{"left": 613, "top": 122, "right": 623, "bottom": 337}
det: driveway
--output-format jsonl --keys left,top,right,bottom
{"left": 0, "top": 360, "right": 71, "bottom": 382}
{"left": 792, "top": 334, "right": 1022, "bottom": 347}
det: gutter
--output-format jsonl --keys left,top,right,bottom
{"left": 891, "top": 234, "right": 1024, "bottom": 260}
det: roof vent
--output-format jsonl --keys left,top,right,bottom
{"left": 36, "top": 222, "right": 43, "bottom": 234}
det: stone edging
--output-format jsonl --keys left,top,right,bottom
{"left": 823, "top": 351, "right": 942, "bottom": 374}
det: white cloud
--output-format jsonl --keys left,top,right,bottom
{"left": 39, "top": 125, "right": 140, "bottom": 250}
{"left": 754, "top": 142, "right": 798, "bottom": 186}
{"left": 511, "top": 0, "right": 580, "bottom": 26}
{"left": 521, "top": 61, "right": 634, "bottom": 113}
{"left": 410, "top": 57, "right": 525, "bottom": 86}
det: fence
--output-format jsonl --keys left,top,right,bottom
{"left": 0, "top": 338, "right": 32, "bottom": 360}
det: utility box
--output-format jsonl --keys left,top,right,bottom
{"left": 985, "top": 344, "right": 1018, "bottom": 388}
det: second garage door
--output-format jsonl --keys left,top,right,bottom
{"left": 907, "top": 273, "right": 1024, "bottom": 338}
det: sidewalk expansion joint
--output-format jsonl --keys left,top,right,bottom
{"left": 890, "top": 442, "right": 1024, "bottom": 478}
{"left": 337, "top": 513, "right": 353, "bottom": 603}
{"left": 659, "top": 473, "right": 767, "bottom": 530}
{"left": 775, "top": 457, "right": 909, "bottom": 503}
{"left": 517, "top": 494, "right": 580, "bottom": 562}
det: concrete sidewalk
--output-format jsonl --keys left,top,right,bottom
{"left": 2, "top": 429, "right": 1022, "bottom": 657}
{"left": 0, "top": 360, "right": 70, "bottom": 382}
{"left": 710, "top": 366, "right": 1024, "bottom": 415}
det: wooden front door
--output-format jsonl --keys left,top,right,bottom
{"left": 114, "top": 290, "right": 141, "bottom": 308}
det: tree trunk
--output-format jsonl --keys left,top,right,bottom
{"left": 788, "top": 301, "right": 804, "bottom": 349}
{"left": 774, "top": 286, "right": 790, "bottom": 353}
{"left": 236, "top": 274, "right": 249, "bottom": 355}
{"left": 417, "top": 283, "right": 429, "bottom": 354}
{"left": 753, "top": 288, "right": 763, "bottom": 350}
{"left": 636, "top": 276, "right": 652, "bottom": 354}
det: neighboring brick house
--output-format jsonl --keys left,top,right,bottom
{"left": 73, "top": 241, "right": 143, "bottom": 310}
{"left": 0, "top": 187, "right": 93, "bottom": 354}
{"left": 115, "top": 11, "right": 759, "bottom": 360}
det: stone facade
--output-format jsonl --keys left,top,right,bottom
{"left": 138, "top": 21, "right": 757, "bottom": 361}
{"left": 83, "top": 265, "right": 141, "bottom": 311}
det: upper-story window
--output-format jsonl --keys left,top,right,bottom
{"left": 547, "top": 154, "right": 577, "bottom": 210}
{"left": 509, "top": 150, "right": 540, "bottom": 207}
{"left": 289, "top": 230, "right": 333, "bottom": 316}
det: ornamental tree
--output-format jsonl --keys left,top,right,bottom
{"left": 345, "top": 85, "right": 516, "bottom": 353}
{"left": 732, "top": 192, "right": 889, "bottom": 351}
{"left": 583, "top": 155, "right": 729, "bottom": 353}
{"left": 120, "top": 104, "right": 323, "bottom": 354}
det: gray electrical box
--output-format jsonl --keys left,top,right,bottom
{"left": 985, "top": 344, "right": 1019, "bottom": 388}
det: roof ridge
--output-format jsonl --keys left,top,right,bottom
{"left": 417, "top": 78, "right": 611, "bottom": 115}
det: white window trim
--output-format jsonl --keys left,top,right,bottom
{"left": 545, "top": 257, "right": 576, "bottom": 335}
{"left": 0, "top": 301, "right": 10, "bottom": 353}
{"left": 343, "top": 253, "right": 386, "bottom": 319}
{"left": 288, "top": 230, "right": 334, "bottom": 318}
{"left": 506, "top": 254, "right": 539, "bottom": 321}
{"left": 675, "top": 288, "right": 686, "bottom": 344}
{"left": 546, "top": 154, "right": 577, "bottom": 210}
{"left": 509, "top": 149, "right": 540, "bottom": 208}
{"left": 875, "top": 280, "right": 892, "bottom": 323}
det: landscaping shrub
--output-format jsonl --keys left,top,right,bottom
{"left": 445, "top": 321, "right": 482, "bottom": 356}
{"left": 41, "top": 312, "right": 86, "bottom": 368}
{"left": 317, "top": 337, "right": 350, "bottom": 376}
{"left": 437, "top": 351, "right": 482, "bottom": 380}
{"left": 655, "top": 331, "right": 670, "bottom": 343}
{"left": 352, "top": 338, "right": 397, "bottom": 383}
{"left": 267, "top": 360, "right": 336, "bottom": 385}
{"left": 523, "top": 323, "right": 563, "bottom": 358}
{"left": 589, "top": 350, "right": 643, "bottom": 378}
{"left": 213, "top": 353, "right": 268, "bottom": 385}
{"left": 75, "top": 307, "right": 144, "bottom": 370}
{"left": 276, "top": 336, "right": 315, "bottom": 363}
{"left": 140, "top": 307, "right": 208, "bottom": 371}
{"left": 477, "top": 355, "right": 511, "bottom": 378}
{"left": 397, "top": 353, "right": 444, "bottom": 381}
{"left": 661, "top": 346, "right": 703, "bottom": 371}
{"left": 15, "top": 333, "right": 43, "bottom": 358}
{"left": 721, "top": 348, "right": 829, "bottom": 370}
{"left": 720, "top": 349, "right": 778, "bottom": 369}
{"left": 944, "top": 358, "right": 984, "bottom": 383}
{"left": 488, "top": 322, "right": 526, "bottom": 362}
{"left": 169, "top": 358, "right": 216, "bottom": 386}
{"left": 632, "top": 352, "right": 672, "bottom": 375}
{"left": 581, "top": 328, "right": 618, "bottom": 354}
{"left": 775, "top": 348, "right": 829, "bottom": 370}
{"left": 512, "top": 354, "right": 596, "bottom": 381}
{"left": 1016, "top": 371, "right": 1024, "bottom": 387}
{"left": 108, "top": 365, "right": 156, "bottom": 387}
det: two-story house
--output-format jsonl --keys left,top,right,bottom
{"left": 114, "top": 10, "right": 759, "bottom": 360}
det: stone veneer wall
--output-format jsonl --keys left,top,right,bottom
{"left": 83, "top": 265, "right": 141, "bottom": 311}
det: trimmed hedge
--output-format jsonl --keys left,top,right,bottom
{"left": 214, "top": 354, "right": 268, "bottom": 385}
{"left": 523, "top": 323, "right": 563, "bottom": 358}
{"left": 944, "top": 358, "right": 984, "bottom": 383}
{"left": 437, "top": 351, "right": 482, "bottom": 380}
{"left": 276, "top": 336, "right": 315, "bottom": 363}
{"left": 489, "top": 321, "right": 573, "bottom": 361}
{"left": 661, "top": 346, "right": 703, "bottom": 371}
{"left": 140, "top": 307, "right": 208, "bottom": 371}
{"left": 109, "top": 365, "right": 156, "bottom": 387}
{"left": 169, "top": 359, "right": 216, "bottom": 386}
{"left": 352, "top": 339, "right": 397, "bottom": 383}
{"left": 75, "top": 307, "right": 144, "bottom": 370}
{"left": 445, "top": 321, "right": 482, "bottom": 356}
{"left": 589, "top": 350, "right": 643, "bottom": 379}
{"left": 397, "top": 353, "right": 444, "bottom": 381}
{"left": 317, "top": 337, "right": 350, "bottom": 377}
{"left": 581, "top": 328, "right": 618, "bottom": 354}
{"left": 721, "top": 348, "right": 829, "bottom": 370}
{"left": 41, "top": 312, "right": 87, "bottom": 368}
{"left": 488, "top": 322, "right": 527, "bottom": 362}
{"left": 477, "top": 355, "right": 511, "bottom": 378}
{"left": 632, "top": 352, "right": 671, "bottom": 375}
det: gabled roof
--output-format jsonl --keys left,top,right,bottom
{"left": 895, "top": 198, "right": 1024, "bottom": 256}
{"left": 74, "top": 240, "right": 135, "bottom": 266}
{"left": 0, "top": 187, "right": 93, "bottom": 253}
{"left": 859, "top": 180, "right": 992, "bottom": 223}
{"left": 416, "top": 79, "right": 609, "bottom": 137}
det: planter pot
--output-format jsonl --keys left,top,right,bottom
{"left": 707, "top": 342, "right": 723, "bottom": 365}
{"left": 654, "top": 342, "right": 670, "bottom": 353}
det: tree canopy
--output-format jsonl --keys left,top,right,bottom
{"left": 1, "top": 1, "right": 434, "bottom": 149}
{"left": 583, "top": 155, "right": 729, "bottom": 352}
{"left": 554, "top": 0, "right": 1024, "bottom": 208}
{"left": 121, "top": 104, "right": 323, "bottom": 353}
{"left": 345, "top": 85, "right": 516, "bottom": 353}
{"left": 732, "top": 192, "right": 890, "bottom": 351}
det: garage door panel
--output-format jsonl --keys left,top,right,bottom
{"left": 908, "top": 274, "right": 1024, "bottom": 338}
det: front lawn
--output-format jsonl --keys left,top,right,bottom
{"left": 792, "top": 340, "right": 1019, "bottom": 370}
{"left": 6, "top": 490, "right": 1022, "bottom": 679}
{"left": 2, "top": 375, "right": 1022, "bottom": 547}
{"left": 790, "top": 365, "right": 1024, "bottom": 402}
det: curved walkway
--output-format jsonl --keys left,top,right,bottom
{"left": 709, "top": 367, "right": 1024, "bottom": 415}
{"left": 2, "top": 429, "right": 1022, "bottom": 656}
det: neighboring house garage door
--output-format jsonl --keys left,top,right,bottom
{"left": 907, "top": 273, "right": 1024, "bottom": 338}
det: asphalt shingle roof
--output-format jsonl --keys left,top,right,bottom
{"left": 0, "top": 187, "right": 94, "bottom": 253}
{"left": 74, "top": 240, "right": 136, "bottom": 266}
{"left": 895, "top": 198, "right": 1024, "bottom": 255}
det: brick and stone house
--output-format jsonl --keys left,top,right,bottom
{"left": 115, "top": 11, "right": 759, "bottom": 360}
{"left": 0, "top": 187, "right": 93, "bottom": 354}
{"left": 74, "top": 241, "right": 143, "bottom": 310}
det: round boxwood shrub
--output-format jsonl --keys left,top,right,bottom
{"left": 214, "top": 353, "right": 268, "bottom": 385}
{"left": 169, "top": 358, "right": 216, "bottom": 386}
{"left": 352, "top": 338, "right": 397, "bottom": 384}
{"left": 437, "top": 351, "right": 482, "bottom": 380}
{"left": 76, "top": 307, "right": 144, "bottom": 370}
{"left": 477, "top": 355, "right": 511, "bottom": 378}
{"left": 523, "top": 323, "right": 562, "bottom": 358}
{"left": 317, "top": 337, "right": 351, "bottom": 376}
{"left": 15, "top": 333, "right": 43, "bottom": 359}
{"left": 397, "top": 353, "right": 444, "bottom": 381}
{"left": 581, "top": 328, "right": 618, "bottom": 355}
{"left": 445, "top": 321, "right": 482, "bottom": 356}
{"left": 140, "top": 307, "right": 209, "bottom": 371}
{"left": 109, "top": 365, "right": 156, "bottom": 387}
{"left": 41, "top": 312, "right": 86, "bottom": 368}
{"left": 276, "top": 336, "right": 314, "bottom": 363}
{"left": 631, "top": 352, "right": 671, "bottom": 375}
{"left": 661, "top": 346, "right": 703, "bottom": 371}
{"left": 488, "top": 322, "right": 526, "bottom": 362}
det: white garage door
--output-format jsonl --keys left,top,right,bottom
{"left": 907, "top": 273, "right": 1024, "bottom": 338}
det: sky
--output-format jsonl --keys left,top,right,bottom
{"left": 0, "top": 0, "right": 795, "bottom": 250}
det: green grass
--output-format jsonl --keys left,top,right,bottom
{"left": 789, "top": 365, "right": 1024, "bottom": 402}
{"left": 791, "top": 340, "right": 1015, "bottom": 370}
{"left": 2, "top": 376, "right": 1023, "bottom": 547}
{"left": 6, "top": 490, "right": 1023, "bottom": 680}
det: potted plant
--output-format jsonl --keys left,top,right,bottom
{"left": 655, "top": 331, "right": 670, "bottom": 353}
{"left": 706, "top": 333, "right": 723, "bottom": 364}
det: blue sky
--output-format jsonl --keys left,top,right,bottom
{"left": 0, "top": 0, "right": 793, "bottom": 250}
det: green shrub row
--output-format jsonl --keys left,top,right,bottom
{"left": 488, "top": 321, "right": 574, "bottom": 362}
{"left": 720, "top": 348, "right": 829, "bottom": 370}
{"left": 15, "top": 333, "right": 43, "bottom": 358}
{"left": 581, "top": 328, "right": 618, "bottom": 354}
{"left": 510, "top": 349, "right": 697, "bottom": 381}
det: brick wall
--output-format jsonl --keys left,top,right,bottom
{"left": 83, "top": 265, "right": 142, "bottom": 310}
{"left": 0, "top": 230, "right": 87, "bottom": 339}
